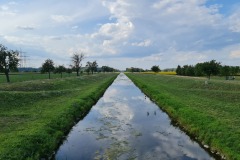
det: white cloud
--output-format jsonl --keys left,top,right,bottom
{"left": 1, "top": 0, "right": 240, "bottom": 69}
{"left": 230, "top": 50, "right": 240, "bottom": 58}
{"left": 132, "top": 39, "right": 151, "bottom": 47}
{"left": 51, "top": 15, "right": 73, "bottom": 23}
{"left": 228, "top": 11, "right": 240, "bottom": 32}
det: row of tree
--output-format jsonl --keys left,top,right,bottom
{"left": 41, "top": 53, "right": 99, "bottom": 79}
{"left": 176, "top": 60, "right": 240, "bottom": 79}
{"left": 0, "top": 44, "right": 117, "bottom": 82}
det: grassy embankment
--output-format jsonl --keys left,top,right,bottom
{"left": 126, "top": 73, "right": 240, "bottom": 160}
{"left": 0, "top": 73, "right": 118, "bottom": 159}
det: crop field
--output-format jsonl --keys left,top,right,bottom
{"left": 0, "top": 73, "right": 118, "bottom": 159}
{"left": 126, "top": 73, "right": 240, "bottom": 160}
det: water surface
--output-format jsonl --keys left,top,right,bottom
{"left": 55, "top": 73, "right": 214, "bottom": 160}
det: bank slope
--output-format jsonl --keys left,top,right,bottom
{"left": 126, "top": 73, "right": 240, "bottom": 160}
{"left": 0, "top": 73, "right": 118, "bottom": 160}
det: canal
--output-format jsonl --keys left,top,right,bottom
{"left": 55, "top": 73, "right": 214, "bottom": 160}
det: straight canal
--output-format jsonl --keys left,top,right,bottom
{"left": 55, "top": 73, "right": 215, "bottom": 160}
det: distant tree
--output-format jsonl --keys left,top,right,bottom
{"left": 0, "top": 44, "right": 19, "bottom": 82}
{"left": 66, "top": 68, "right": 72, "bottom": 76}
{"left": 102, "top": 66, "right": 116, "bottom": 72}
{"left": 86, "top": 61, "right": 98, "bottom": 74}
{"left": 220, "top": 65, "right": 230, "bottom": 80}
{"left": 71, "top": 52, "right": 84, "bottom": 76}
{"left": 230, "top": 66, "right": 239, "bottom": 76}
{"left": 151, "top": 65, "right": 161, "bottom": 73}
{"left": 176, "top": 65, "right": 182, "bottom": 75}
{"left": 201, "top": 60, "right": 221, "bottom": 80}
{"left": 41, "top": 59, "right": 55, "bottom": 79}
{"left": 185, "top": 65, "right": 195, "bottom": 76}
{"left": 55, "top": 65, "right": 66, "bottom": 78}
{"left": 194, "top": 63, "right": 204, "bottom": 76}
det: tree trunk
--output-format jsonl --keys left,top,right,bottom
{"left": 48, "top": 72, "right": 51, "bottom": 79}
{"left": 77, "top": 69, "right": 79, "bottom": 76}
{"left": 61, "top": 72, "right": 62, "bottom": 78}
{"left": 5, "top": 71, "right": 10, "bottom": 83}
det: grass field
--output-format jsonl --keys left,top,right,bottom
{"left": 0, "top": 73, "right": 118, "bottom": 159}
{"left": 126, "top": 73, "right": 240, "bottom": 160}
{"left": 0, "top": 72, "right": 80, "bottom": 83}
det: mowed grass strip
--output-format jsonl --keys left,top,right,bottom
{"left": 126, "top": 73, "right": 240, "bottom": 160}
{"left": 0, "top": 73, "right": 118, "bottom": 160}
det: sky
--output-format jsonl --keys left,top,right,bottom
{"left": 0, "top": 0, "right": 240, "bottom": 70}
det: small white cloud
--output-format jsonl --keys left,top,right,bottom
{"left": 51, "top": 15, "right": 73, "bottom": 23}
{"left": 132, "top": 39, "right": 151, "bottom": 47}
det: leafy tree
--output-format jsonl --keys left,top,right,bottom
{"left": 102, "top": 66, "right": 118, "bottom": 72}
{"left": 71, "top": 53, "right": 84, "bottom": 76}
{"left": 220, "top": 65, "right": 230, "bottom": 80}
{"left": 202, "top": 60, "right": 221, "bottom": 80}
{"left": 86, "top": 61, "right": 98, "bottom": 74}
{"left": 194, "top": 63, "right": 204, "bottom": 76}
{"left": 151, "top": 65, "right": 161, "bottom": 73}
{"left": 41, "top": 59, "right": 55, "bottom": 79}
{"left": 230, "top": 66, "right": 239, "bottom": 76}
{"left": 176, "top": 65, "right": 182, "bottom": 75}
{"left": 0, "top": 44, "right": 19, "bottom": 82}
{"left": 55, "top": 65, "right": 66, "bottom": 78}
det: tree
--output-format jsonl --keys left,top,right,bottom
{"left": 202, "top": 60, "right": 221, "bottom": 80}
{"left": 86, "top": 61, "right": 98, "bottom": 74}
{"left": 66, "top": 68, "right": 72, "bottom": 76}
{"left": 194, "top": 63, "right": 204, "bottom": 76}
{"left": 151, "top": 65, "right": 161, "bottom": 73}
{"left": 55, "top": 65, "right": 66, "bottom": 78}
{"left": 41, "top": 59, "right": 55, "bottom": 79}
{"left": 0, "top": 44, "right": 19, "bottom": 82}
{"left": 71, "top": 53, "right": 84, "bottom": 76}
{"left": 220, "top": 65, "right": 230, "bottom": 80}
{"left": 176, "top": 65, "right": 182, "bottom": 75}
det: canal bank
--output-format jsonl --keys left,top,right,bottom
{"left": 55, "top": 73, "right": 216, "bottom": 160}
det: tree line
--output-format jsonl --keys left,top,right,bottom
{"left": 176, "top": 60, "right": 240, "bottom": 80}
{"left": 0, "top": 44, "right": 117, "bottom": 82}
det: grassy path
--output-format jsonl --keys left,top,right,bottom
{"left": 126, "top": 73, "right": 240, "bottom": 160}
{"left": 0, "top": 73, "right": 118, "bottom": 159}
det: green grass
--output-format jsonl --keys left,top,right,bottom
{"left": 0, "top": 72, "right": 83, "bottom": 83}
{"left": 0, "top": 73, "right": 118, "bottom": 159}
{"left": 126, "top": 73, "right": 240, "bottom": 160}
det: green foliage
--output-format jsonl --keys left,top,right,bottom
{"left": 126, "top": 67, "right": 144, "bottom": 72}
{"left": 201, "top": 60, "right": 221, "bottom": 79}
{"left": 71, "top": 53, "right": 84, "bottom": 76}
{"left": 176, "top": 60, "right": 238, "bottom": 79}
{"left": 86, "top": 60, "right": 98, "bottom": 74}
{"left": 126, "top": 73, "right": 240, "bottom": 160}
{"left": 0, "top": 73, "right": 118, "bottom": 159}
{"left": 41, "top": 59, "right": 55, "bottom": 79}
{"left": 0, "top": 44, "right": 20, "bottom": 82}
{"left": 54, "top": 65, "right": 66, "bottom": 78}
{"left": 102, "top": 66, "right": 118, "bottom": 72}
{"left": 151, "top": 65, "right": 161, "bottom": 73}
